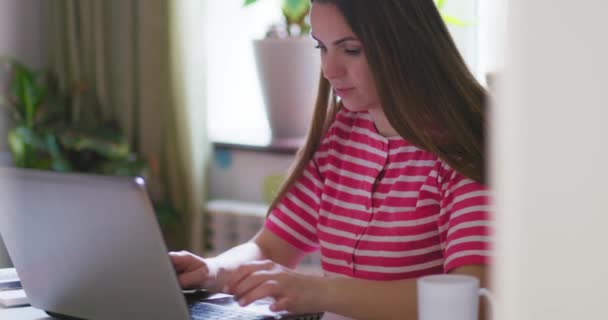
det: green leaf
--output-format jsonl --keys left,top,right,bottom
{"left": 441, "top": 13, "right": 472, "bottom": 27}
{"left": 243, "top": 0, "right": 258, "bottom": 6}
{"left": 282, "top": 0, "right": 310, "bottom": 24}
{"left": 154, "top": 202, "right": 180, "bottom": 226}
{"left": 43, "top": 133, "right": 72, "bottom": 172}
{"left": 7, "top": 126, "right": 47, "bottom": 168}
{"left": 95, "top": 156, "right": 148, "bottom": 176}
{"left": 29, "top": 158, "right": 52, "bottom": 170}
{"left": 9, "top": 126, "right": 45, "bottom": 149}
{"left": 8, "top": 128, "right": 27, "bottom": 167}
{"left": 10, "top": 66, "right": 30, "bottom": 122}
{"left": 57, "top": 128, "right": 131, "bottom": 160}
{"left": 8, "top": 62, "right": 45, "bottom": 128}
{"left": 29, "top": 72, "right": 47, "bottom": 120}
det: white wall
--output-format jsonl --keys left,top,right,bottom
{"left": 208, "top": 148, "right": 294, "bottom": 203}
{"left": 493, "top": 1, "right": 608, "bottom": 319}
{"left": 0, "top": 0, "right": 46, "bottom": 152}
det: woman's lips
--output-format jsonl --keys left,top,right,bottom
{"left": 334, "top": 87, "right": 354, "bottom": 97}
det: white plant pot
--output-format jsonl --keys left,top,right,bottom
{"left": 253, "top": 38, "right": 321, "bottom": 141}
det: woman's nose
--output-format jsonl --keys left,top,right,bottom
{"left": 322, "top": 54, "right": 344, "bottom": 80}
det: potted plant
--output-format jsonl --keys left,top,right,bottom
{"left": 0, "top": 59, "right": 178, "bottom": 226}
{"left": 1, "top": 59, "right": 142, "bottom": 174}
{"left": 243, "top": 0, "right": 321, "bottom": 142}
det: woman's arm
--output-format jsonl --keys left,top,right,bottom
{"left": 227, "top": 258, "right": 488, "bottom": 320}
{"left": 319, "top": 264, "right": 488, "bottom": 320}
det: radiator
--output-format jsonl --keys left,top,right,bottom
{"left": 207, "top": 199, "right": 268, "bottom": 254}
{"left": 206, "top": 199, "right": 321, "bottom": 272}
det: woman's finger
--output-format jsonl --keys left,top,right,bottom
{"left": 177, "top": 268, "right": 207, "bottom": 289}
{"left": 225, "top": 260, "right": 274, "bottom": 291}
{"left": 270, "top": 296, "right": 291, "bottom": 312}
{"left": 231, "top": 269, "right": 273, "bottom": 299}
{"left": 169, "top": 251, "right": 194, "bottom": 272}
{"left": 236, "top": 281, "right": 279, "bottom": 307}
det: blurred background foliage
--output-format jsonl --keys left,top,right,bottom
{"left": 0, "top": 58, "right": 178, "bottom": 226}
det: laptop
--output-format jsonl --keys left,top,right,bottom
{"left": 0, "top": 168, "right": 323, "bottom": 320}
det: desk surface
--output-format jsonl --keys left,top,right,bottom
{"left": 0, "top": 305, "right": 352, "bottom": 320}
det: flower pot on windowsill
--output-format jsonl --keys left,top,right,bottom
{"left": 253, "top": 37, "right": 321, "bottom": 141}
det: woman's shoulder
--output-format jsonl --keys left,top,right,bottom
{"left": 432, "top": 158, "right": 489, "bottom": 191}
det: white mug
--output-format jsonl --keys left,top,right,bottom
{"left": 417, "top": 274, "right": 494, "bottom": 320}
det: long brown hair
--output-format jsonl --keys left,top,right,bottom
{"left": 268, "top": 0, "right": 487, "bottom": 214}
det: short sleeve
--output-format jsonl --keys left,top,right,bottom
{"left": 264, "top": 158, "right": 324, "bottom": 252}
{"left": 264, "top": 112, "right": 345, "bottom": 252}
{"left": 436, "top": 162, "right": 493, "bottom": 272}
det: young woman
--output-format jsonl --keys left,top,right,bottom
{"left": 170, "top": 1, "right": 491, "bottom": 319}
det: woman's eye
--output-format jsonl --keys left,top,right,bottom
{"left": 345, "top": 48, "right": 362, "bottom": 55}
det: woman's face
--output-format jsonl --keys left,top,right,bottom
{"left": 310, "top": 2, "right": 380, "bottom": 112}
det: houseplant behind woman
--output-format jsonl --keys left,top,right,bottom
{"left": 245, "top": 0, "right": 321, "bottom": 141}
{"left": 170, "top": 1, "right": 491, "bottom": 319}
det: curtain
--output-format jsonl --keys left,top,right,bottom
{"left": 45, "top": 0, "right": 209, "bottom": 253}
{"left": 168, "top": 0, "right": 210, "bottom": 255}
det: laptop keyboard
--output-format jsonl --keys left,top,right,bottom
{"left": 189, "top": 302, "right": 274, "bottom": 320}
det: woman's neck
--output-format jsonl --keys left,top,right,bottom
{"left": 368, "top": 108, "right": 400, "bottom": 137}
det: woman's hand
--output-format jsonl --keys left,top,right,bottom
{"left": 169, "top": 250, "right": 216, "bottom": 290}
{"left": 224, "top": 260, "right": 326, "bottom": 314}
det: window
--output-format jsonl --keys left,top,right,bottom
{"left": 443, "top": 0, "right": 479, "bottom": 77}
{"left": 204, "top": 0, "right": 282, "bottom": 145}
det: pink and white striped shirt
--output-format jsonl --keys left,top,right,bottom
{"left": 265, "top": 109, "right": 492, "bottom": 280}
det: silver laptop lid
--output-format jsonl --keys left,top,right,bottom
{"left": 0, "top": 168, "right": 190, "bottom": 320}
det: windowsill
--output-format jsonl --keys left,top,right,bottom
{"left": 212, "top": 137, "right": 305, "bottom": 154}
